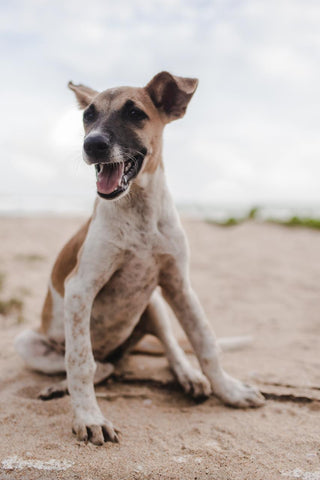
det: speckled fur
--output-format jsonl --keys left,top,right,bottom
{"left": 15, "top": 72, "right": 264, "bottom": 446}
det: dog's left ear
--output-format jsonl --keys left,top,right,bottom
{"left": 145, "top": 71, "right": 198, "bottom": 123}
{"left": 68, "top": 82, "right": 99, "bottom": 109}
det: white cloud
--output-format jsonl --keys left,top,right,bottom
{"left": 0, "top": 0, "right": 320, "bottom": 212}
{"left": 50, "top": 109, "right": 83, "bottom": 153}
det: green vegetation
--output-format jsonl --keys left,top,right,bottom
{"left": 206, "top": 207, "right": 259, "bottom": 227}
{"left": 248, "top": 207, "right": 259, "bottom": 220}
{"left": 0, "top": 272, "right": 5, "bottom": 292}
{"left": 0, "top": 297, "right": 23, "bottom": 315}
{"left": 15, "top": 253, "right": 46, "bottom": 262}
{"left": 206, "top": 207, "right": 320, "bottom": 231}
{"left": 269, "top": 216, "right": 320, "bottom": 230}
{"left": 0, "top": 270, "right": 24, "bottom": 323}
{"left": 17, "top": 286, "right": 32, "bottom": 297}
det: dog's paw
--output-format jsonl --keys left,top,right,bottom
{"left": 72, "top": 415, "right": 119, "bottom": 446}
{"left": 174, "top": 365, "right": 212, "bottom": 398}
{"left": 38, "top": 380, "right": 68, "bottom": 400}
{"left": 212, "top": 373, "right": 265, "bottom": 408}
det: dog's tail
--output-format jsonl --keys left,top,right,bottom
{"left": 217, "top": 335, "right": 253, "bottom": 352}
{"left": 133, "top": 334, "right": 253, "bottom": 356}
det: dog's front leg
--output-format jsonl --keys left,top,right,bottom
{"left": 64, "top": 236, "right": 120, "bottom": 445}
{"left": 160, "top": 257, "right": 265, "bottom": 408}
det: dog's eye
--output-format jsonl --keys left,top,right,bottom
{"left": 127, "top": 107, "right": 148, "bottom": 122}
{"left": 83, "top": 105, "right": 97, "bottom": 123}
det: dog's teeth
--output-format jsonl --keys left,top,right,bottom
{"left": 95, "top": 164, "right": 104, "bottom": 180}
{"left": 124, "top": 161, "right": 134, "bottom": 174}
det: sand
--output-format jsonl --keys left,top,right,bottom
{"left": 0, "top": 216, "right": 320, "bottom": 480}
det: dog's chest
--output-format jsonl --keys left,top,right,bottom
{"left": 89, "top": 227, "right": 171, "bottom": 355}
{"left": 85, "top": 194, "right": 184, "bottom": 357}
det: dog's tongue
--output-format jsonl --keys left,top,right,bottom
{"left": 96, "top": 163, "right": 124, "bottom": 194}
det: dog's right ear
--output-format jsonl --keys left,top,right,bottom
{"left": 145, "top": 71, "right": 198, "bottom": 123}
{"left": 68, "top": 82, "right": 99, "bottom": 109}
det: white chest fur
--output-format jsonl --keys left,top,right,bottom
{"left": 66, "top": 169, "right": 186, "bottom": 357}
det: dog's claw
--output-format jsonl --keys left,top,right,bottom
{"left": 174, "top": 365, "right": 212, "bottom": 399}
{"left": 73, "top": 418, "right": 119, "bottom": 445}
{"left": 102, "top": 423, "right": 119, "bottom": 443}
{"left": 88, "top": 425, "right": 104, "bottom": 445}
{"left": 74, "top": 425, "right": 89, "bottom": 443}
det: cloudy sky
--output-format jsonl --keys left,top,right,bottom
{"left": 1, "top": 0, "right": 319, "bottom": 213}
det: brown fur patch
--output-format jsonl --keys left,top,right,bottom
{"left": 40, "top": 218, "right": 91, "bottom": 334}
{"left": 143, "top": 153, "right": 164, "bottom": 174}
{"left": 51, "top": 218, "right": 91, "bottom": 296}
{"left": 40, "top": 288, "right": 53, "bottom": 334}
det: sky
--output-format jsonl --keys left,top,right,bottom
{"left": 0, "top": 0, "right": 320, "bottom": 213}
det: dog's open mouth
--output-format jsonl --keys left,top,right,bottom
{"left": 95, "top": 152, "right": 145, "bottom": 200}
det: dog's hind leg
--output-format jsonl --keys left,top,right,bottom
{"left": 39, "top": 379, "right": 69, "bottom": 400}
{"left": 144, "top": 290, "right": 211, "bottom": 398}
{"left": 39, "top": 362, "right": 115, "bottom": 400}
{"left": 14, "top": 329, "right": 114, "bottom": 399}
{"left": 14, "top": 329, "right": 65, "bottom": 374}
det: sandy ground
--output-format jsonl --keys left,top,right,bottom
{"left": 0, "top": 216, "right": 320, "bottom": 480}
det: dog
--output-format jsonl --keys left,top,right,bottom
{"left": 15, "top": 72, "right": 264, "bottom": 445}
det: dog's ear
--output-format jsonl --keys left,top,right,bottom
{"left": 68, "top": 82, "right": 99, "bottom": 109}
{"left": 145, "top": 71, "right": 198, "bottom": 122}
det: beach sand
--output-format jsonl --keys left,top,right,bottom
{"left": 0, "top": 216, "right": 320, "bottom": 479}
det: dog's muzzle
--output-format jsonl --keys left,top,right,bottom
{"left": 94, "top": 151, "right": 147, "bottom": 200}
{"left": 83, "top": 134, "right": 147, "bottom": 200}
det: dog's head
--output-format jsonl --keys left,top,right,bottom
{"left": 69, "top": 72, "right": 198, "bottom": 200}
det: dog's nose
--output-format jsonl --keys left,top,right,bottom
{"left": 83, "top": 135, "right": 109, "bottom": 159}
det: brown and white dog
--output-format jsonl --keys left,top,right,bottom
{"left": 15, "top": 72, "right": 264, "bottom": 445}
